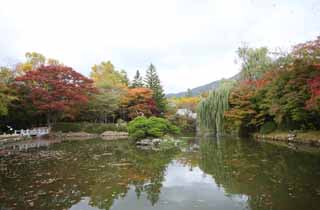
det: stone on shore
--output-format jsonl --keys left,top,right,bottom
{"left": 100, "top": 131, "right": 128, "bottom": 140}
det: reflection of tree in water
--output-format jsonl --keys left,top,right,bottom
{"left": 175, "top": 150, "right": 200, "bottom": 171}
{"left": 198, "top": 137, "right": 320, "bottom": 210}
{"left": 129, "top": 147, "right": 178, "bottom": 206}
{"left": 0, "top": 139, "right": 178, "bottom": 210}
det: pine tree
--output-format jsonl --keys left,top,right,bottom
{"left": 130, "top": 70, "right": 144, "bottom": 88}
{"left": 144, "top": 64, "right": 166, "bottom": 114}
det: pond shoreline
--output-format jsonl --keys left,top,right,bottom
{"left": 0, "top": 135, "right": 26, "bottom": 145}
{"left": 253, "top": 131, "right": 320, "bottom": 147}
{"left": 50, "top": 131, "right": 128, "bottom": 140}
{"left": 0, "top": 131, "right": 129, "bottom": 146}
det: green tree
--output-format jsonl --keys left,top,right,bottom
{"left": 85, "top": 89, "right": 120, "bottom": 123}
{"left": 237, "top": 45, "right": 272, "bottom": 80}
{"left": 0, "top": 88, "right": 11, "bottom": 116}
{"left": 0, "top": 66, "right": 15, "bottom": 84}
{"left": 197, "top": 80, "right": 236, "bottom": 134}
{"left": 262, "top": 61, "right": 320, "bottom": 130}
{"left": 0, "top": 67, "right": 16, "bottom": 116}
{"left": 89, "top": 61, "right": 129, "bottom": 122}
{"left": 144, "top": 64, "right": 166, "bottom": 114}
{"left": 130, "top": 70, "right": 144, "bottom": 88}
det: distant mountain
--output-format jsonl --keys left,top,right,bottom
{"left": 166, "top": 73, "right": 240, "bottom": 98}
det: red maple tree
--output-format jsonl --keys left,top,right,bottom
{"left": 15, "top": 65, "right": 96, "bottom": 125}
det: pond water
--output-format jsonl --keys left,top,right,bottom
{"left": 1, "top": 137, "right": 320, "bottom": 210}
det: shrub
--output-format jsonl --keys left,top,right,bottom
{"left": 83, "top": 123, "right": 125, "bottom": 134}
{"left": 128, "top": 116, "right": 180, "bottom": 140}
{"left": 260, "top": 121, "right": 277, "bottom": 134}
{"left": 130, "top": 129, "right": 146, "bottom": 140}
{"left": 52, "top": 122, "right": 127, "bottom": 134}
{"left": 168, "top": 115, "right": 197, "bottom": 135}
{"left": 52, "top": 122, "right": 83, "bottom": 132}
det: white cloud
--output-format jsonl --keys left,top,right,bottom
{"left": 0, "top": 0, "right": 319, "bottom": 93}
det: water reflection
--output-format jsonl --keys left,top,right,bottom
{"left": 0, "top": 137, "right": 320, "bottom": 210}
{"left": 199, "top": 137, "right": 320, "bottom": 210}
{"left": 0, "top": 139, "right": 61, "bottom": 156}
{"left": 110, "top": 161, "right": 249, "bottom": 210}
{"left": 0, "top": 140, "right": 177, "bottom": 210}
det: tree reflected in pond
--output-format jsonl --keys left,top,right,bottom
{"left": 0, "top": 139, "right": 178, "bottom": 210}
{"left": 1, "top": 137, "right": 320, "bottom": 210}
{"left": 198, "top": 137, "right": 320, "bottom": 210}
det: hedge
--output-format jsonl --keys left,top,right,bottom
{"left": 52, "top": 122, "right": 127, "bottom": 134}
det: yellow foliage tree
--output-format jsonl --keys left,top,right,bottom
{"left": 90, "top": 61, "right": 128, "bottom": 89}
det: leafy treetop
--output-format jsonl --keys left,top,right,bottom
{"left": 15, "top": 65, "right": 96, "bottom": 125}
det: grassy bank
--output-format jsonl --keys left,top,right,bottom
{"left": 254, "top": 131, "right": 320, "bottom": 146}
{"left": 52, "top": 122, "right": 127, "bottom": 134}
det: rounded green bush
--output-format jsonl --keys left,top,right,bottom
{"left": 128, "top": 116, "right": 180, "bottom": 140}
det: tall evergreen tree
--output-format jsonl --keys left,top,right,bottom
{"left": 130, "top": 70, "right": 144, "bottom": 88}
{"left": 144, "top": 64, "right": 166, "bottom": 114}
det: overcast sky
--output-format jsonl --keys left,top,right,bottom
{"left": 0, "top": 0, "right": 319, "bottom": 93}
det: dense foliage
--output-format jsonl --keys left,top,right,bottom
{"left": 1, "top": 36, "right": 320, "bottom": 137}
{"left": 121, "top": 88, "right": 157, "bottom": 120}
{"left": 237, "top": 45, "right": 273, "bottom": 80}
{"left": 128, "top": 116, "right": 180, "bottom": 140}
{"left": 166, "top": 96, "right": 200, "bottom": 134}
{"left": 15, "top": 65, "right": 96, "bottom": 126}
{"left": 90, "top": 61, "right": 128, "bottom": 89}
{"left": 52, "top": 122, "right": 127, "bottom": 133}
{"left": 0, "top": 53, "right": 168, "bottom": 132}
{"left": 0, "top": 68, "right": 15, "bottom": 116}
{"left": 306, "top": 71, "right": 320, "bottom": 111}
{"left": 169, "top": 96, "right": 200, "bottom": 113}
{"left": 197, "top": 80, "right": 236, "bottom": 134}
{"left": 197, "top": 36, "right": 320, "bottom": 136}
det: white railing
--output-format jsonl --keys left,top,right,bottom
{"left": 14, "top": 127, "right": 50, "bottom": 137}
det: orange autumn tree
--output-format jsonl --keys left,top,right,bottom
{"left": 121, "top": 87, "right": 157, "bottom": 120}
{"left": 224, "top": 71, "right": 276, "bottom": 134}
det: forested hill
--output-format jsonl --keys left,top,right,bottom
{"left": 166, "top": 73, "right": 240, "bottom": 98}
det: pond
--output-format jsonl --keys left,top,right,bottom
{"left": 1, "top": 137, "right": 320, "bottom": 210}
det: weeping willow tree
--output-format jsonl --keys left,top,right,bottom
{"left": 197, "top": 80, "right": 236, "bottom": 135}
